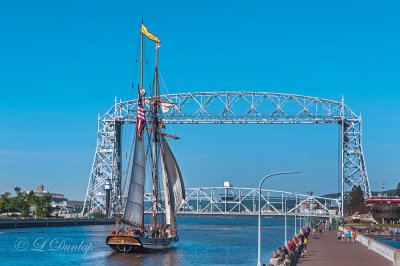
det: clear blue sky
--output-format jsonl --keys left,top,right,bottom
{"left": 1, "top": 0, "right": 399, "bottom": 200}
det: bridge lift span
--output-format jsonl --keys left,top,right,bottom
{"left": 82, "top": 91, "right": 371, "bottom": 217}
{"left": 145, "top": 186, "right": 340, "bottom": 218}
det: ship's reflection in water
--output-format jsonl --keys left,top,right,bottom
{"left": 106, "top": 248, "right": 181, "bottom": 266}
{"left": 2, "top": 217, "right": 299, "bottom": 265}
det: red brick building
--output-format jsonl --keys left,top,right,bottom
{"left": 366, "top": 196, "right": 400, "bottom": 224}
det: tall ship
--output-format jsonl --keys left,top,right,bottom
{"left": 106, "top": 23, "right": 185, "bottom": 253}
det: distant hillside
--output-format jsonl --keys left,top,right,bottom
{"left": 320, "top": 192, "right": 340, "bottom": 198}
{"left": 371, "top": 189, "right": 397, "bottom": 196}
{"left": 321, "top": 188, "right": 397, "bottom": 198}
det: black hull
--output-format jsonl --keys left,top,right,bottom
{"left": 106, "top": 235, "right": 178, "bottom": 253}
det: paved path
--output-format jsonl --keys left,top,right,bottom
{"left": 297, "top": 229, "right": 392, "bottom": 266}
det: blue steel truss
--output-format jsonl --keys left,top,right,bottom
{"left": 82, "top": 92, "right": 371, "bottom": 217}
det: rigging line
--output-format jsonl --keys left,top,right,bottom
{"left": 145, "top": 130, "right": 154, "bottom": 229}
{"left": 130, "top": 33, "right": 142, "bottom": 101}
{"left": 158, "top": 70, "right": 178, "bottom": 139}
{"left": 123, "top": 125, "right": 132, "bottom": 167}
{"left": 145, "top": 129, "right": 154, "bottom": 201}
{"left": 143, "top": 38, "right": 152, "bottom": 94}
{"left": 124, "top": 35, "right": 141, "bottom": 154}
{"left": 122, "top": 128, "right": 153, "bottom": 211}
{"left": 338, "top": 123, "right": 341, "bottom": 199}
{"left": 158, "top": 71, "right": 171, "bottom": 95}
{"left": 120, "top": 129, "right": 136, "bottom": 210}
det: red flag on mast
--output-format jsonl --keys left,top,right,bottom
{"left": 137, "top": 97, "right": 146, "bottom": 138}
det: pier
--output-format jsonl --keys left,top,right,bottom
{"left": 299, "top": 229, "right": 393, "bottom": 266}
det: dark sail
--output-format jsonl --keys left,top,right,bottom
{"left": 122, "top": 133, "right": 146, "bottom": 226}
{"left": 160, "top": 142, "right": 175, "bottom": 226}
{"left": 161, "top": 135, "right": 186, "bottom": 213}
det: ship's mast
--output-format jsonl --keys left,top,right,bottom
{"left": 140, "top": 28, "right": 145, "bottom": 230}
{"left": 151, "top": 43, "right": 160, "bottom": 229}
{"left": 140, "top": 28, "right": 143, "bottom": 97}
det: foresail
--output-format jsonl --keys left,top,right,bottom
{"left": 160, "top": 142, "right": 175, "bottom": 226}
{"left": 161, "top": 135, "right": 186, "bottom": 213}
{"left": 122, "top": 133, "right": 146, "bottom": 226}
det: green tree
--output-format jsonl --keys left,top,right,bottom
{"left": 348, "top": 185, "right": 365, "bottom": 214}
{"left": 1, "top": 187, "right": 56, "bottom": 218}
{"left": 0, "top": 192, "right": 12, "bottom": 214}
{"left": 25, "top": 191, "right": 37, "bottom": 206}
{"left": 14, "top": 187, "right": 30, "bottom": 217}
{"left": 396, "top": 182, "right": 400, "bottom": 198}
{"left": 36, "top": 195, "right": 54, "bottom": 218}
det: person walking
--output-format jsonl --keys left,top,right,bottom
{"left": 337, "top": 231, "right": 342, "bottom": 243}
{"left": 341, "top": 232, "right": 345, "bottom": 243}
{"left": 347, "top": 231, "right": 351, "bottom": 243}
{"left": 303, "top": 237, "right": 307, "bottom": 252}
{"left": 352, "top": 230, "right": 357, "bottom": 243}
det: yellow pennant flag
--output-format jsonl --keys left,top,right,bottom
{"left": 141, "top": 24, "right": 161, "bottom": 43}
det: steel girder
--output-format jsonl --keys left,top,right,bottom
{"left": 144, "top": 187, "right": 340, "bottom": 218}
{"left": 82, "top": 92, "right": 371, "bottom": 216}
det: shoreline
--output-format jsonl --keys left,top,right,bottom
{"left": 0, "top": 218, "right": 115, "bottom": 229}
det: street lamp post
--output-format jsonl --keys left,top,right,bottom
{"left": 294, "top": 195, "right": 297, "bottom": 235}
{"left": 299, "top": 211, "right": 302, "bottom": 232}
{"left": 284, "top": 193, "right": 294, "bottom": 246}
{"left": 257, "top": 171, "right": 300, "bottom": 266}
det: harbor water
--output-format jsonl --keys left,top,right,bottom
{"left": 374, "top": 235, "right": 400, "bottom": 249}
{"left": 0, "top": 217, "right": 302, "bottom": 265}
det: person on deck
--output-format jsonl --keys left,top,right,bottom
{"left": 337, "top": 231, "right": 342, "bottom": 243}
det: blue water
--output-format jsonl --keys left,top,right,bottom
{"left": 0, "top": 217, "right": 303, "bottom": 265}
{"left": 374, "top": 235, "right": 400, "bottom": 249}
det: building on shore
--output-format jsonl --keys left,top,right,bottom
{"left": 56, "top": 200, "right": 84, "bottom": 217}
{"left": 366, "top": 196, "right": 400, "bottom": 224}
{"left": 25, "top": 185, "right": 84, "bottom": 217}
{"left": 26, "top": 185, "right": 67, "bottom": 204}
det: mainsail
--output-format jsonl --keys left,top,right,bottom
{"left": 122, "top": 133, "right": 146, "bottom": 226}
{"left": 161, "top": 135, "right": 186, "bottom": 213}
{"left": 160, "top": 142, "right": 174, "bottom": 226}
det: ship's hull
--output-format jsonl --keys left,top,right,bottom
{"left": 106, "top": 235, "right": 178, "bottom": 253}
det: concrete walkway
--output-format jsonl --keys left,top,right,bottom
{"left": 297, "top": 229, "right": 392, "bottom": 266}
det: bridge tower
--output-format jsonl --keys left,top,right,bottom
{"left": 82, "top": 92, "right": 371, "bottom": 217}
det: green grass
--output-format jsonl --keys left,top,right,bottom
{"left": 344, "top": 223, "right": 371, "bottom": 227}
{"left": 344, "top": 223, "right": 400, "bottom": 228}
{"left": 373, "top": 224, "right": 400, "bottom": 228}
